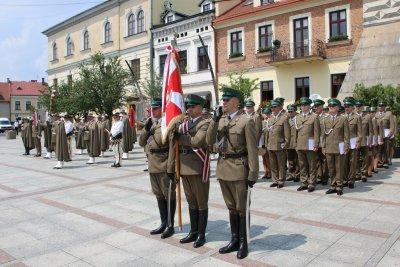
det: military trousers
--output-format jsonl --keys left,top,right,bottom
{"left": 218, "top": 179, "right": 248, "bottom": 216}
{"left": 262, "top": 153, "right": 271, "bottom": 176}
{"left": 181, "top": 175, "right": 209, "bottom": 211}
{"left": 380, "top": 138, "right": 391, "bottom": 166}
{"left": 287, "top": 149, "right": 299, "bottom": 180}
{"left": 35, "top": 137, "right": 42, "bottom": 155}
{"left": 297, "top": 150, "right": 317, "bottom": 188}
{"left": 268, "top": 150, "right": 287, "bottom": 185}
{"left": 344, "top": 149, "right": 358, "bottom": 184}
{"left": 359, "top": 146, "right": 371, "bottom": 176}
{"left": 316, "top": 151, "right": 329, "bottom": 183}
{"left": 326, "top": 153, "right": 344, "bottom": 190}
{"left": 150, "top": 172, "right": 176, "bottom": 201}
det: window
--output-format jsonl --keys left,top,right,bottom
{"left": 293, "top": 17, "right": 309, "bottom": 57}
{"left": 258, "top": 24, "right": 273, "bottom": 50}
{"left": 295, "top": 77, "right": 310, "bottom": 100}
{"left": 67, "top": 75, "right": 72, "bottom": 86}
{"left": 26, "top": 101, "right": 32, "bottom": 111}
{"left": 159, "top": 54, "right": 167, "bottom": 76}
{"left": 178, "top": 50, "right": 187, "bottom": 74}
{"left": 137, "top": 10, "right": 144, "bottom": 33}
{"left": 131, "top": 59, "right": 140, "bottom": 79}
{"left": 203, "top": 3, "right": 211, "bottom": 12}
{"left": 261, "top": 0, "right": 274, "bottom": 4}
{"left": 230, "top": 31, "right": 242, "bottom": 56}
{"left": 104, "top": 22, "right": 111, "bottom": 43}
{"left": 127, "top": 13, "right": 135, "bottom": 36}
{"left": 329, "top": 9, "right": 347, "bottom": 38}
{"left": 83, "top": 31, "right": 89, "bottom": 50}
{"left": 66, "top": 37, "right": 74, "bottom": 56}
{"left": 15, "top": 101, "right": 20, "bottom": 111}
{"left": 52, "top": 43, "right": 58, "bottom": 60}
{"left": 331, "top": 73, "right": 346, "bottom": 98}
{"left": 198, "top": 46, "right": 208, "bottom": 71}
{"left": 261, "top": 81, "right": 274, "bottom": 102}
{"left": 166, "top": 15, "right": 174, "bottom": 23}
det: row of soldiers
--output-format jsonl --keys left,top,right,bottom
{"left": 20, "top": 111, "right": 137, "bottom": 169}
{"left": 140, "top": 89, "right": 397, "bottom": 260}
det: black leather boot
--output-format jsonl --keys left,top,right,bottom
{"left": 193, "top": 209, "right": 208, "bottom": 248}
{"left": 150, "top": 199, "right": 167, "bottom": 235}
{"left": 219, "top": 212, "right": 239, "bottom": 254}
{"left": 237, "top": 215, "right": 248, "bottom": 259}
{"left": 180, "top": 208, "right": 198, "bottom": 243}
{"left": 161, "top": 199, "right": 175, "bottom": 239}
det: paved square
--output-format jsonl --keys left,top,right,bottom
{"left": 1, "top": 134, "right": 400, "bottom": 266}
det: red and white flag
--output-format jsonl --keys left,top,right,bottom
{"left": 161, "top": 45, "right": 185, "bottom": 142}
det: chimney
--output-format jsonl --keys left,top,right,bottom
{"left": 6, "top": 78, "right": 10, "bottom": 83}
{"left": 31, "top": 80, "right": 37, "bottom": 83}
{"left": 42, "top": 78, "right": 45, "bottom": 84}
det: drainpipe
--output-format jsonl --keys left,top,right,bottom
{"left": 149, "top": 0, "right": 155, "bottom": 86}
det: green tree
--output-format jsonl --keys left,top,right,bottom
{"left": 219, "top": 70, "right": 259, "bottom": 101}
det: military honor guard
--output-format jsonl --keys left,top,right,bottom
{"left": 286, "top": 104, "right": 300, "bottom": 182}
{"left": 99, "top": 115, "right": 110, "bottom": 157}
{"left": 260, "top": 107, "right": 272, "bottom": 180}
{"left": 295, "top": 97, "right": 321, "bottom": 192}
{"left": 175, "top": 94, "right": 210, "bottom": 248}
{"left": 109, "top": 110, "right": 124, "bottom": 167}
{"left": 264, "top": 100, "right": 290, "bottom": 188}
{"left": 53, "top": 113, "right": 71, "bottom": 169}
{"left": 321, "top": 99, "right": 350, "bottom": 196}
{"left": 121, "top": 111, "right": 134, "bottom": 160}
{"left": 21, "top": 117, "right": 34, "bottom": 156}
{"left": 86, "top": 113, "right": 100, "bottom": 164}
{"left": 32, "top": 117, "right": 43, "bottom": 157}
{"left": 43, "top": 115, "right": 54, "bottom": 159}
{"left": 370, "top": 106, "right": 381, "bottom": 173}
{"left": 139, "top": 98, "right": 176, "bottom": 239}
{"left": 314, "top": 99, "right": 329, "bottom": 185}
{"left": 206, "top": 88, "right": 258, "bottom": 259}
{"left": 63, "top": 113, "right": 74, "bottom": 159}
{"left": 375, "top": 101, "right": 396, "bottom": 169}
{"left": 74, "top": 116, "right": 86, "bottom": 155}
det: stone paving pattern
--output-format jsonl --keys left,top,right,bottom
{"left": 1, "top": 135, "right": 400, "bottom": 266}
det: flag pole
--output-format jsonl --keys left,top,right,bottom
{"left": 171, "top": 33, "right": 183, "bottom": 231}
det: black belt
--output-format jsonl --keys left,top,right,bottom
{"left": 219, "top": 152, "right": 247, "bottom": 159}
{"left": 180, "top": 148, "right": 194, "bottom": 154}
{"left": 150, "top": 147, "right": 169, "bottom": 154}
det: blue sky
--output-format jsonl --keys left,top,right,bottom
{"left": 0, "top": 0, "right": 103, "bottom": 82}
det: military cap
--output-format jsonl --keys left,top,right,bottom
{"left": 150, "top": 98, "right": 162, "bottom": 108}
{"left": 343, "top": 98, "right": 355, "bottom": 106}
{"left": 344, "top": 96, "right": 356, "bottom": 102}
{"left": 221, "top": 87, "right": 243, "bottom": 102}
{"left": 262, "top": 107, "right": 272, "bottom": 114}
{"left": 287, "top": 104, "right": 297, "bottom": 112}
{"left": 274, "top": 97, "right": 285, "bottom": 105}
{"left": 185, "top": 94, "right": 205, "bottom": 107}
{"left": 328, "top": 98, "right": 341, "bottom": 107}
{"left": 270, "top": 100, "right": 282, "bottom": 108}
{"left": 370, "top": 106, "right": 377, "bottom": 112}
{"left": 244, "top": 99, "right": 256, "bottom": 107}
{"left": 355, "top": 100, "right": 364, "bottom": 107}
{"left": 313, "top": 99, "right": 325, "bottom": 107}
{"left": 299, "top": 97, "right": 312, "bottom": 106}
{"left": 378, "top": 100, "right": 387, "bottom": 107}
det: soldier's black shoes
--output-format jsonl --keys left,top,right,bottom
{"left": 34, "top": 154, "right": 41, "bottom": 157}
{"left": 161, "top": 226, "right": 174, "bottom": 239}
{"left": 150, "top": 199, "right": 167, "bottom": 235}
{"left": 337, "top": 189, "right": 343, "bottom": 196}
{"left": 297, "top": 185, "right": 308, "bottom": 191}
{"left": 277, "top": 184, "right": 284, "bottom": 188}
{"left": 180, "top": 209, "right": 198, "bottom": 244}
{"left": 111, "top": 163, "right": 121, "bottom": 168}
{"left": 293, "top": 178, "right": 300, "bottom": 182}
{"left": 193, "top": 209, "right": 208, "bottom": 248}
{"left": 326, "top": 189, "right": 337, "bottom": 194}
{"left": 322, "top": 181, "right": 328, "bottom": 185}
{"left": 348, "top": 183, "right": 355, "bottom": 189}
{"left": 237, "top": 215, "right": 248, "bottom": 259}
{"left": 270, "top": 183, "right": 278, "bottom": 187}
{"left": 362, "top": 177, "right": 367, "bottom": 182}
{"left": 161, "top": 200, "right": 176, "bottom": 239}
{"left": 307, "top": 187, "right": 315, "bottom": 192}
{"left": 262, "top": 175, "right": 271, "bottom": 180}
{"left": 219, "top": 212, "right": 239, "bottom": 254}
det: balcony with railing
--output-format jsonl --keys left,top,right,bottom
{"left": 268, "top": 39, "right": 326, "bottom": 66}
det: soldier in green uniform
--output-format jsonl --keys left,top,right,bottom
{"left": 321, "top": 99, "right": 350, "bottom": 196}
{"left": 53, "top": 113, "right": 70, "bottom": 169}
{"left": 343, "top": 98, "right": 362, "bottom": 188}
{"left": 264, "top": 100, "right": 290, "bottom": 188}
{"left": 375, "top": 101, "right": 395, "bottom": 169}
{"left": 295, "top": 97, "right": 321, "bottom": 192}
{"left": 314, "top": 99, "right": 329, "bottom": 185}
{"left": 43, "top": 116, "right": 54, "bottom": 159}
{"left": 176, "top": 94, "right": 210, "bottom": 248}
{"left": 244, "top": 99, "right": 262, "bottom": 141}
{"left": 32, "top": 118, "right": 43, "bottom": 157}
{"left": 286, "top": 104, "right": 300, "bottom": 182}
{"left": 139, "top": 98, "right": 176, "bottom": 239}
{"left": 74, "top": 116, "right": 86, "bottom": 155}
{"left": 86, "top": 113, "right": 100, "bottom": 164}
{"left": 370, "top": 107, "right": 381, "bottom": 173}
{"left": 21, "top": 117, "right": 34, "bottom": 155}
{"left": 206, "top": 88, "right": 259, "bottom": 259}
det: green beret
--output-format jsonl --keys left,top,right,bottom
{"left": 270, "top": 100, "right": 281, "bottom": 108}
{"left": 150, "top": 98, "right": 162, "bottom": 108}
{"left": 221, "top": 87, "right": 243, "bottom": 102}
{"left": 313, "top": 99, "right": 325, "bottom": 106}
{"left": 185, "top": 94, "right": 205, "bottom": 107}
{"left": 355, "top": 100, "right": 364, "bottom": 107}
{"left": 262, "top": 107, "right": 271, "bottom": 114}
{"left": 287, "top": 104, "right": 297, "bottom": 112}
{"left": 244, "top": 99, "right": 255, "bottom": 107}
{"left": 328, "top": 98, "right": 341, "bottom": 107}
{"left": 378, "top": 101, "right": 387, "bottom": 107}
{"left": 299, "top": 97, "right": 312, "bottom": 106}
{"left": 274, "top": 97, "right": 285, "bottom": 105}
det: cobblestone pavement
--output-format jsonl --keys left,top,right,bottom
{"left": 1, "top": 134, "right": 400, "bottom": 266}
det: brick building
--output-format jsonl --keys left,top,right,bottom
{"left": 213, "top": 0, "right": 363, "bottom": 106}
